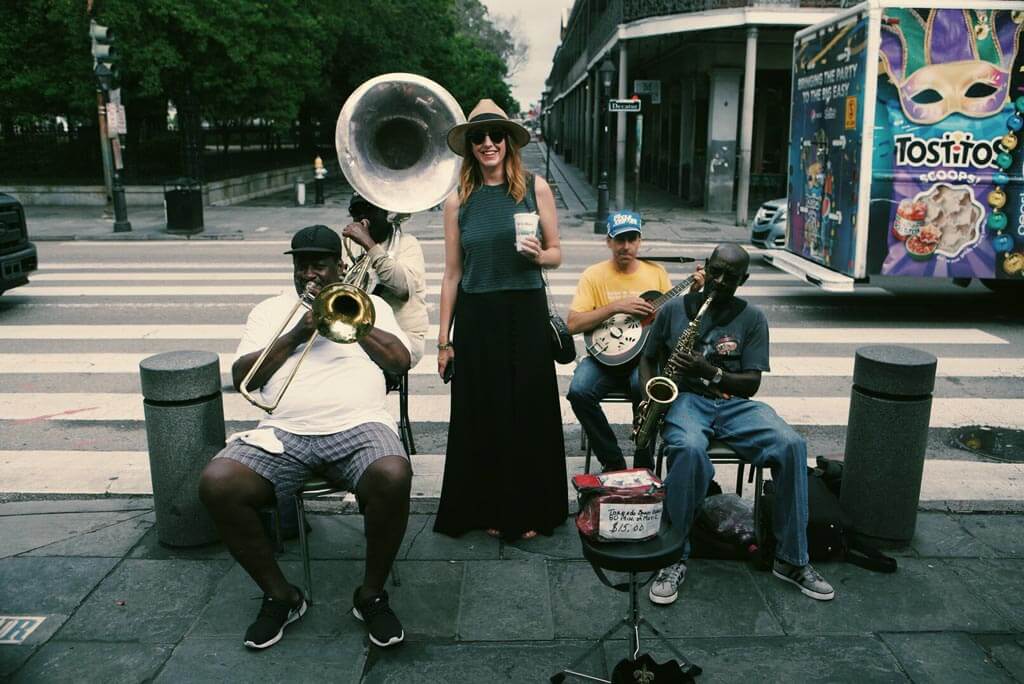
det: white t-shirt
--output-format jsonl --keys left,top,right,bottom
{"left": 235, "top": 290, "right": 410, "bottom": 436}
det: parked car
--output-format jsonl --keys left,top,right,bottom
{"left": 750, "top": 197, "right": 787, "bottom": 248}
{"left": 0, "top": 194, "right": 38, "bottom": 294}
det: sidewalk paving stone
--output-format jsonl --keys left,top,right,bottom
{"left": 56, "top": 559, "right": 231, "bottom": 643}
{"left": 606, "top": 635, "right": 907, "bottom": 683}
{"left": 0, "top": 499, "right": 153, "bottom": 516}
{"left": 22, "top": 512, "right": 153, "bottom": 558}
{"left": 947, "top": 559, "right": 1024, "bottom": 632}
{"left": 360, "top": 641, "right": 604, "bottom": 683}
{"left": 879, "top": 632, "right": 1016, "bottom": 683}
{"left": 11, "top": 641, "right": 173, "bottom": 684}
{"left": 457, "top": 559, "right": 553, "bottom": 641}
{"left": 0, "top": 510, "right": 147, "bottom": 558}
{"left": 909, "top": 512, "right": 994, "bottom": 558}
{"left": 547, "top": 559, "right": 784, "bottom": 640}
{"left": 0, "top": 557, "right": 118, "bottom": 613}
{"left": 0, "top": 615, "right": 68, "bottom": 679}
{"left": 155, "top": 635, "right": 366, "bottom": 683}
{"left": 977, "top": 634, "right": 1024, "bottom": 681}
{"left": 128, "top": 527, "right": 231, "bottom": 560}
{"left": 403, "top": 516, "right": 500, "bottom": 561}
{"left": 956, "top": 515, "right": 1024, "bottom": 558}
{"left": 758, "top": 558, "right": 1013, "bottom": 635}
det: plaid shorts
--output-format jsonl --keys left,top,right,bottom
{"left": 214, "top": 422, "right": 406, "bottom": 503}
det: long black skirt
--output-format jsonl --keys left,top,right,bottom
{"left": 434, "top": 287, "right": 568, "bottom": 539}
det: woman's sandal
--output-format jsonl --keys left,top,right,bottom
{"left": 520, "top": 530, "right": 538, "bottom": 540}
{"left": 485, "top": 528, "right": 501, "bottom": 538}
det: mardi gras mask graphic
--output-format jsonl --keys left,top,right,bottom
{"left": 880, "top": 9, "right": 1023, "bottom": 125}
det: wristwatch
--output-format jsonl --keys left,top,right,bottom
{"left": 708, "top": 367, "right": 724, "bottom": 385}
{"left": 437, "top": 342, "right": 453, "bottom": 351}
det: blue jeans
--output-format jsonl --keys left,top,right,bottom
{"left": 567, "top": 357, "right": 653, "bottom": 469}
{"left": 661, "top": 393, "right": 809, "bottom": 566}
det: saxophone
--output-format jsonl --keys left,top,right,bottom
{"left": 632, "top": 291, "right": 717, "bottom": 450}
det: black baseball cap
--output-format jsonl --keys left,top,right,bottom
{"left": 284, "top": 225, "right": 341, "bottom": 255}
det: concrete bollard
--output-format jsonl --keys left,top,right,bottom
{"left": 840, "top": 345, "right": 937, "bottom": 548}
{"left": 140, "top": 351, "right": 223, "bottom": 547}
{"left": 295, "top": 178, "right": 306, "bottom": 206}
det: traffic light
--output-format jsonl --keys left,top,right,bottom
{"left": 89, "top": 20, "right": 118, "bottom": 91}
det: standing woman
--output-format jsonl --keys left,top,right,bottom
{"left": 434, "top": 99, "right": 567, "bottom": 540}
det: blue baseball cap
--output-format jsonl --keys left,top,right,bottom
{"left": 607, "top": 210, "right": 642, "bottom": 238}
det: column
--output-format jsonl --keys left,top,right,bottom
{"left": 736, "top": 27, "right": 758, "bottom": 225}
{"left": 705, "top": 68, "right": 741, "bottom": 212}
{"left": 615, "top": 44, "right": 629, "bottom": 210}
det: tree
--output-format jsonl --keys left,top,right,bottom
{"left": 454, "top": 0, "right": 528, "bottom": 77}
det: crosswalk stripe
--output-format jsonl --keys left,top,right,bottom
{"left": 14, "top": 284, "right": 861, "bottom": 297}
{"left": 52, "top": 240, "right": 764, "bottom": 251}
{"left": 1, "top": 393, "right": 1021, "bottom": 428}
{"left": 1, "top": 451, "right": 1020, "bottom": 502}
{"left": 0, "top": 325, "right": 1006, "bottom": 344}
{"left": 30, "top": 271, "right": 800, "bottom": 283}
{"left": 4, "top": 353, "right": 1023, "bottom": 378}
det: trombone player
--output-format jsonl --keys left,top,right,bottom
{"left": 199, "top": 224, "right": 412, "bottom": 650}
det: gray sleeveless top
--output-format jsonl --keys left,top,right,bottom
{"left": 458, "top": 174, "right": 544, "bottom": 293}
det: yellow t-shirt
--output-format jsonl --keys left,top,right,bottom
{"left": 570, "top": 260, "right": 671, "bottom": 312}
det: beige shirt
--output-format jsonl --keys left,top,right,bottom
{"left": 365, "top": 231, "right": 428, "bottom": 366}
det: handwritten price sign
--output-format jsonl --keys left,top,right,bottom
{"left": 599, "top": 503, "right": 663, "bottom": 540}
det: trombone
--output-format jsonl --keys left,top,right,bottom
{"left": 238, "top": 72, "right": 464, "bottom": 413}
{"left": 238, "top": 273, "right": 376, "bottom": 413}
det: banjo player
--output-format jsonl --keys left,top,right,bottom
{"left": 566, "top": 211, "right": 703, "bottom": 472}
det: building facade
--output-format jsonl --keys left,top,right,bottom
{"left": 543, "top": 0, "right": 844, "bottom": 223}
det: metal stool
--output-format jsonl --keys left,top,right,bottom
{"left": 386, "top": 371, "right": 416, "bottom": 455}
{"left": 656, "top": 438, "right": 763, "bottom": 498}
{"left": 274, "top": 477, "right": 400, "bottom": 605}
{"left": 580, "top": 390, "right": 633, "bottom": 474}
{"left": 550, "top": 524, "right": 702, "bottom": 683}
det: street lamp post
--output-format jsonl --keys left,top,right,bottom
{"left": 595, "top": 58, "right": 616, "bottom": 234}
{"left": 542, "top": 87, "right": 552, "bottom": 183}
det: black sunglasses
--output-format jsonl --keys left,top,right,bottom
{"left": 706, "top": 263, "right": 745, "bottom": 284}
{"left": 467, "top": 128, "right": 506, "bottom": 146}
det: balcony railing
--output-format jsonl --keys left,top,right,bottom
{"left": 623, "top": 0, "right": 845, "bottom": 21}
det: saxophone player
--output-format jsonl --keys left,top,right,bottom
{"left": 639, "top": 243, "right": 834, "bottom": 606}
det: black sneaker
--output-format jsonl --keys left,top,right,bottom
{"left": 352, "top": 588, "right": 405, "bottom": 647}
{"left": 243, "top": 586, "right": 307, "bottom": 649}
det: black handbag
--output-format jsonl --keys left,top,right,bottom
{"left": 548, "top": 311, "right": 576, "bottom": 364}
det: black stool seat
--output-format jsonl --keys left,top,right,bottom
{"left": 580, "top": 524, "right": 685, "bottom": 574}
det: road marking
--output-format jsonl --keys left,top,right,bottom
{"left": 30, "top": 271, "right": 798, "bottom": 282}
{"left": 51, "top": 239, "right": 763, "bottom": 251}
{"left": 0, "top": 325, "right": 1006, "bottom": 344}
{"left": 1, "top": 393, "right": 1021, "bottom": 428}
{"left": 16, "top": 283, "right": 853, "bottom": 297}
{"left": 1, "top": 451, "right": 1021, "bottom": 505}
{"left": 4, "top": 353, "right": 1023, "bottom": 378}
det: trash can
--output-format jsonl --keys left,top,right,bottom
{"left": 840, "top": 345, "right": 937, "bottom": 548}
{"left": 164, "top": 178, "right": 204, "bottom": 234}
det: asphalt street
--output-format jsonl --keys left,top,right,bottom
{"left": 0, "top": 233, "right": 1022, "bottom": 506}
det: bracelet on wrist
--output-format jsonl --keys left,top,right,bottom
{"left": 437, "top": 342, "right": 453, "bottom": 351}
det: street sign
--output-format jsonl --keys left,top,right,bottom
{"left": 608, "top": 99, "right": 641, "bottom": 113}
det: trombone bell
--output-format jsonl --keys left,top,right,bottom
{"left": 314, "top": 282, "right": 376, "bottom": 343}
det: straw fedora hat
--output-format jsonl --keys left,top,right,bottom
{"left": 446, "top": 99, "right": 531, "bottom": 157}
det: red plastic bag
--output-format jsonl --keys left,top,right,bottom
{"left": 573, "top": 469, "right": 666, "bottom": 542}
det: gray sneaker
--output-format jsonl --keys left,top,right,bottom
{"left": 648, "top": 561, "right": 687, "bottom": 605}
{"left": 772, "top": 559, "right": 835, "bottom": 601}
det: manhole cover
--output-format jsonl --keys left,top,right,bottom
{"left": 951, "top": 426, "right": 1024, "bottom": 462}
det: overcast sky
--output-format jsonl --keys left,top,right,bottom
{"left": 481, "top": 0, "right": 578, "bottom": 111}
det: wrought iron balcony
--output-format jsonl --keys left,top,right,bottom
{"left": 624, "top": 0, "right": 844, "bottom": 21}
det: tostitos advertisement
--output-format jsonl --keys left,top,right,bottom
{"left": 870, "top": 8, "right": 1024, "bottom": 279}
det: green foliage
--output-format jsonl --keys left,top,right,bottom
{"left": 0, "top": 0, "right": 518, "bottom": 138}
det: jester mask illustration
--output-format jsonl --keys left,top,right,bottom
{"left": 879, "top": 9, "right": 1023, "bottom": 125}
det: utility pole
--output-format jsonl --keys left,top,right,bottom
{"left": 91, "top": 19, "right": 131, "bottom": 232}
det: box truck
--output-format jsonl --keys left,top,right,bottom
{"left": 766, "top": 2, "right": 1024, "bottom": 293}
